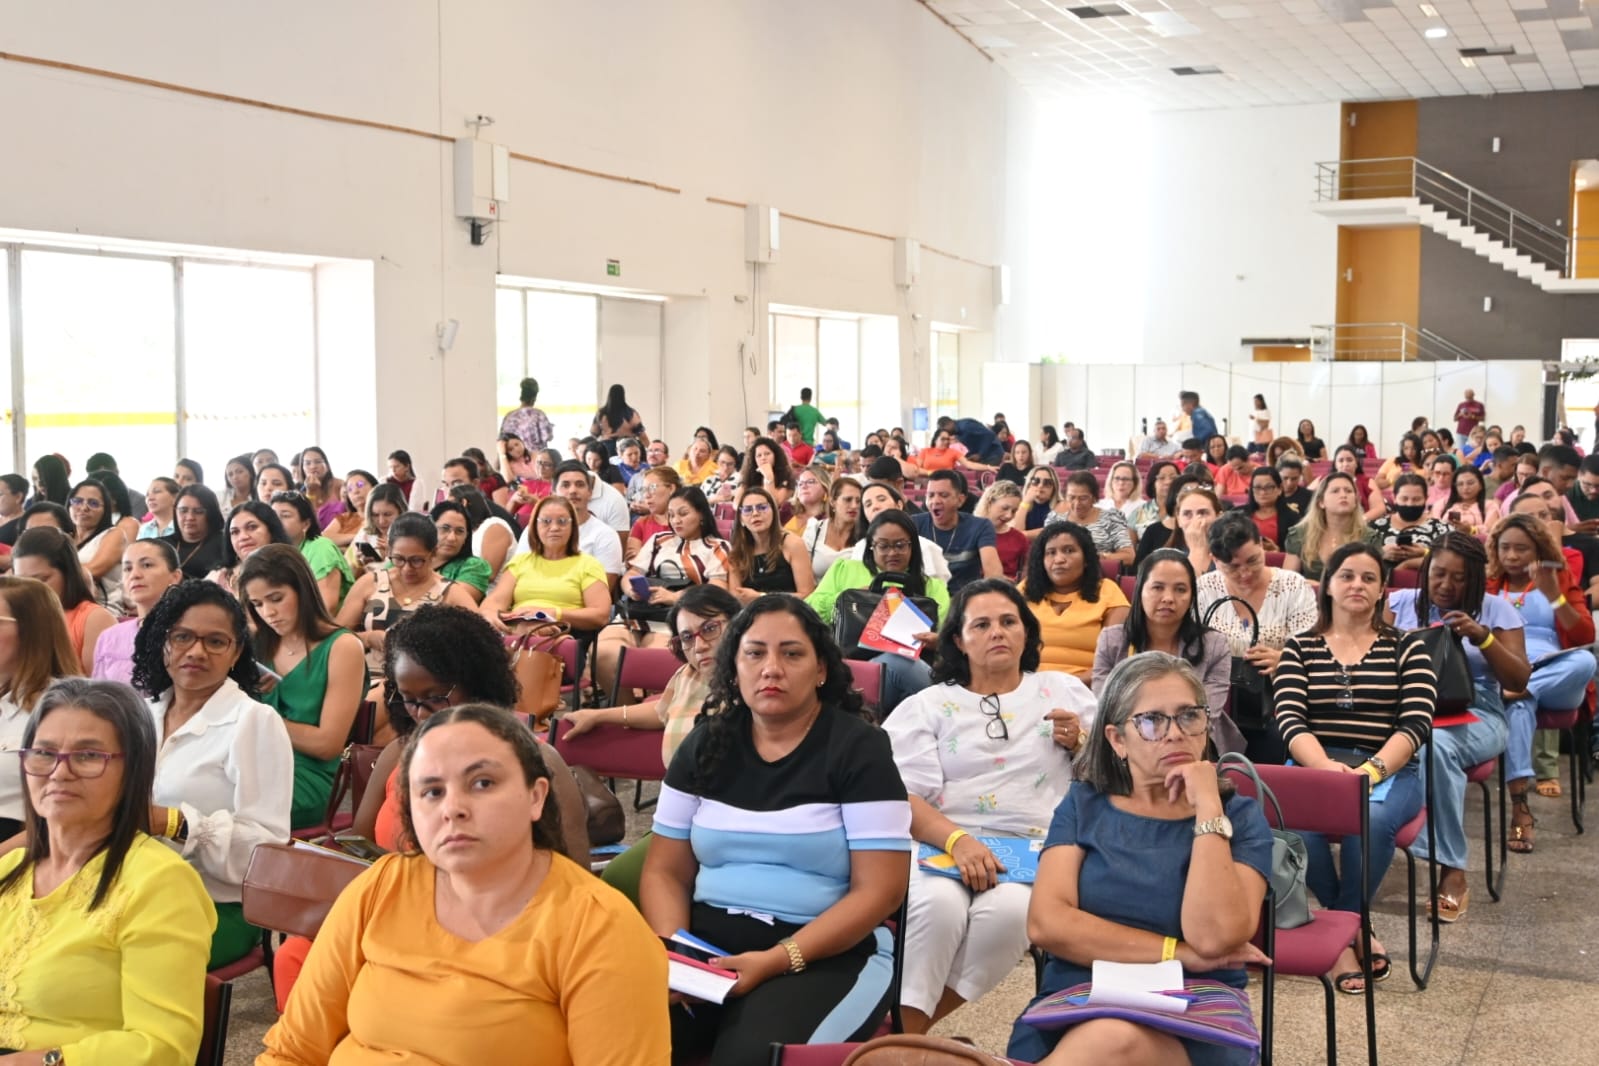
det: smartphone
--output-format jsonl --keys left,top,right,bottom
{"left": 1447, "top": 509, "right": 1462, "bottom": 523}
{"left": 661, "top": 936, "right": 722, "bottom": 966}
{"left": 357, "top": 542, "right": 382, "bottom": 562}
{"left": 255, "top": 660, "right": 283, "bottom": 682}
{"left": 629, "top": 575, "right": 653, "bottom": 600}
{"left": 331, "top": 834, "right": 387, "bottom": 862}
{"left": 1539, "top": 559, "right": 1565, "bottom": 569}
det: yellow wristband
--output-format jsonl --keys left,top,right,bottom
{"left": 1161, "top": 936, "right": 1178, "bottom": 963}
{"left": 1476, "top": 632, "right": 1496, "bottom": 651}
{"left": 1552, "top": 594, "right": 1569, "bottom": 609}
{"left": 165, "top": 806, "right": 180, "bottom": 839}
{"left": 1360, "top": 762, "right": 1383, "bottom": 784}
{"left": 944, "top": 829, "right": 970, "bottom": 855}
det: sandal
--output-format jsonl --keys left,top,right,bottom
{"left": 1535, "top": 778, "right": 1563, "bottom": 798}
{"left": 1509, "top": 794, "right": 1536, "bottom": 854}
{"left": 1332, "top": 946, "right": 1391, "bottom": 994}
{"left": 1428, "top": 888, "right": 1469, "bottom": 924}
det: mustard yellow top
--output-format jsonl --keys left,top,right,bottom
{"left": 1025, "top": 577, "right": 1131, "bottom": 680}
{"left": 674, "top": 458, "right": 719, "bottom": 486}
{"left": 259, "top": 850, "right": 671, "bottom": 1066}
{"left": 0, "top": 834, "right": 216, "bottom": 1064}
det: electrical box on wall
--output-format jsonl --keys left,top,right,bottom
{"left": 993, "top": 264, "right": 1011, "bottom": 306}
{"left": 454, "top": 139, "right": 510, "bottom": 221}
{"left": 895, "top": 238, "right": 921, "bottom": 287}
{"left": 745, "top": 204, "right": 780, "bottom": 263}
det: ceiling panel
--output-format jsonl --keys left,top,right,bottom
{"left": 926, "top": 0, "right": 1599, "bottom": 108}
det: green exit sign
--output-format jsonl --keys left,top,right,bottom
{"left": 606, "top": 259, "right": 620, "bottom": 277}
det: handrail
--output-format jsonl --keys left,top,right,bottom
{"left": 1308, "top": 322, "right": 1479, "bottom": 362}
{"left": 1313, "top": 156, "right": 1571, "bottom": 275}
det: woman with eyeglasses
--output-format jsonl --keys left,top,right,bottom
{"left": 0, "top": 678, "right": 217, "bottom": 1064}
{"left": 344, "top": 483, "right": 407, "bottom": 578}
{"left": 129, "top": 580, "right": 293, "bottom": 968}
{"left": 1097, "top": 460, "right": 1144, "bottom": 520}
{"left": 1022, "top": 522, "right": 1130, "bottom": 682}
{"left": 270, "top": 489, "right": 354, "bottom": 612}
{"left": 12, "top": 528, "right": 118, "bottom": 676}
{"left": 807, "top": 510, "right": 948, "bottom": 714}
{"left": 240, "top": 544, "right": 367, "bottom": 832}
{"left": 480, "top": 495, "right": 611, "bottom": 635}
{"left": 319, "top": 468, "right": 378, "bottom": 549}
{"left": 729, "top": 486, "right": 817, "bottom": 602}
{"left": 784, "top": 466, "right": 832, "bottom": 536}
{"left": 1197, "top": 512, "right": 1318, "bottom": 685}
{"left": 886, "top": 579, "right": 1095, "bottom": 1034}
{"left": 700, "top": 445, "right": 743, "bottom": 504}
{"left": 448, "top": 485, "right": 517, "bottom": 580}
{"left": 1094, "top": 549, "right": 1231, "bottom": 717}
{"left": 1273, "top": 542, "right": 1436, "bottom": 993}
{"left": 1238, "top": 465, "right": 1300, "bottom": 553}
{"left": 91, "top": 540, "right": 185, "bottom": 687}
{"left": 428, "top": 499, "right": 493, "bottom": 601}
{"left": 500, "top": 440, "right": 555, "bottom": 526}
{"left": 0, "top": 577, "right": 83, "bottom": 842}
{"left": 627, "top": 466, "right": 681, "bottom": 557}
{"left": 339, "top": 513, "right": 477, "bottom": 675}
{"left": 800, "top": 477, "right": 863, "bottom": 583}
{"left": 160, "top": 485, "right": 226, "bottom": 582}
{"left": 854, "top": 484, "right": 952, "bottom": 581}
{"left": 206, "top": 500, "right": 291, "bottom": 598}
{"left": 1049, "top": 472, "right": 1135, "bottom": 571}
{"left": 1010, "top": 653, "right": 1273, "bottom": 1065}
{"left": 67, "top": 478, "right": 128, "bottom": 615}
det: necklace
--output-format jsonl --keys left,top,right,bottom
{"left": 930, "top": 521, "right": 957, "bottom": 550}
{"left": 1501, "top": 578, "right": 1536, "bottom": 611}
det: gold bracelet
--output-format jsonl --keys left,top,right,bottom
{"left": 944, "top": 829, "right": 970, "bottom": 855}
{"left": 165, "top": 806, "right": 180, "bottom": 839}
{"left": 1161, "top": 936, "right": 1178, "bottom": 963}
{"left": 1477, "top": 632, "right": 1496, "bottom": 651}
{"left": 779, "top": 937, "right": 806, "bottom": 973}
{"left": 621, "top": 705, "right": 630, "bottom": 729}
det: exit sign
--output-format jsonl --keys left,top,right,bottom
{"left": 606, "top": 259, "right": 620, "bottom": 277}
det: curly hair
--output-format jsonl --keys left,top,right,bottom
{"left": 930, "top": 578, "right": 1042, "bottom": 684}
{"left": 381, "top": 605, "right": 519, "bottom": 735}
{"left": 1024, "top": 521, "right": 1103, "bottom": 604}
{"left": 130, "top": 580, "right": 259, "bottom": 698}
{"left": 1487, "top": 512, "right": 1563, "bottom": 585}
{"left": 692, "top": 595, "right": 867, "bottom": 792}
{"left": 739, "top": 436, "right": 795, "bottom": 492}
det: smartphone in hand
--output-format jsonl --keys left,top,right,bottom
{"left": 629, "top": 575, "right": 653, "bottom": 600}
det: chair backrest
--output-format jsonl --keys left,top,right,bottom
{"left": 845, "top": 659, "right": 884, "bottom": 712}
{"left": 1264, "top": 551, "right": 1285, "bottom": 568}
{"left": 1390, "top": 567, "right": 1420, "bottom": 589}
{"left": 549, "top": 715, "right": 668, "bottom": 783}
{"left": 614, "top": 646, "right": 682, "bottom": 703}
{"left": 196, "top": 975, "right": 232, "bottom": 1066}
{"left": 1118, "top": 574, "right": 1136, "bottom": 601}
{"left": 716, "top": 518, "right": 735, "bottom": 539}
{"left": 1100, "top": 558, "right": 1120, "bottom": 580}
{"left": 1222, "top": 762, "right": 1369, "bottom": 839}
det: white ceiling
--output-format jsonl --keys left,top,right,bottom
{"left": 925, "top": 0, "right": 1599, "bottom": 109}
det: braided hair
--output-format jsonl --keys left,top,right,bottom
{"left": 1415, "top": 531, "right": 1488, "bottom": 623}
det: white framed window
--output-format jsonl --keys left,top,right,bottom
{"left": 495, "top": 285, "right": 599, "bottom": 448}
{"left": 768, "top": 308, "right": 881, "bottom": 446}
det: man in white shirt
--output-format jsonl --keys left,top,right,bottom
{"left": 512, "top": 462, "right": 624, "bottom": 597}
{"left": 588, "top": 471, "right": 632, "bottom": 533}
{"left": 1137, "top": 419, "right": 1182, "bottom": 460}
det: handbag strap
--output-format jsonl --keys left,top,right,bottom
{"left": 1203, "top": 595, "right": 1261, "bottom": 648}
{"left": 1215, "top": 751, "right": 1287, "bottom": 830}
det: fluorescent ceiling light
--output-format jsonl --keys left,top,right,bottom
{"left": 1424, "top": 26, "right": 1449, "bottom": 39}
{"left": 1418, "top": 3, "right": 1438, "bottom": 16}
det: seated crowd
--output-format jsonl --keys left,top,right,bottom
{"left": 0, "top": 377, "right": 1594, "bottom": 1064}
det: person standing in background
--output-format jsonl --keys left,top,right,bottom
{"left": 500, "top": 377, "right": 554, "bottom": 453}
{"left": 1249, "top": 394, "right": 1273, "bottom": 452}
{"left": 788, "top": 387, "right": 826, "bottom": 444}
{"left": 1455, "top": 388, "right": 1485, "bottom": 437}
{"left": 1180, "top": 391, "right": 1217, "bottom": 443}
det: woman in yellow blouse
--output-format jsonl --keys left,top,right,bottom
{"left": 260, "top": 703, "right": 671, "bottom": 1066}
{"left": 478, "top": 497, "right": 610, "bottom": 633}
{"left": 674, "top": 437, "right": 719, "bottom": 487}
{"left": 0, "top": 678, "right": 215, "bottom": 1065}
{"left": 1021, "top": 521, "right": 1130, "bottom": 680}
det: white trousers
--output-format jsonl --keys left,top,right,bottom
{"left": 900, "top": 868, "right": 1033, "bottom": 1015}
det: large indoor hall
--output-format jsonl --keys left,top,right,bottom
{"left": 2, "top": 2, "right": 1598, "bottom": 1065}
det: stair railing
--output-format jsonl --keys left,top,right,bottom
{"left": 1308, "top": 322, "right": 1480, "bottom": 362}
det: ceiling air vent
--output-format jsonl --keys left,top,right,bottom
{"left": 1067, "top": 4, "right": 1135, "bottom": 18}
{"left": 1459, "top": 44, "right": 1516, "bottom": 57}
{"left": 1171, "top": 64, "right": 1225, "bottom": 76}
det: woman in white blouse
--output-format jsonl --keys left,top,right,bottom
{"left": 130, "top": 579, "right": 294, "bottom": 969}
{"left": 800, "top": 477, "right": 863, "bottom": 582}
{"left": 884, "top": 578, "right": 1096, "bottom": 1035}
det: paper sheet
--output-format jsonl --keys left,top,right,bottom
{"left": 1087, "top": 959, "right": 1189, "bottom": 1014}
{"left": 879, "top": 594, "right": 934, "bottom": 649}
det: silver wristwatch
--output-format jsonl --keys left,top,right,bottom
{"left": 1194, "top": 815, "right": 1234, "bottom": 840}
{"left": 43, "top": 1050, "right": 64, "bottom": 1066}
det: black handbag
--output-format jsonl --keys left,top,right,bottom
{"left": 1403, "top": 625, "right": 1474, "bottom": 714}
{"left": 622, "top": 549, "right": 693, "bottom": 629}
{"left": 1203, "top": 595, "right": 1272, "bottom": 731}
{"left": 832, "top": 571, "right": 940, "bottom": 662}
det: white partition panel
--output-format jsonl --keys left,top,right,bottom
{"left": 1045, "top": 364, "right": 1091, "bottom": 432}
{"left": 983, "top": 363, "right": 1039, "bottom": 443}
{"left": 1134, "top": 364, "right": 1179, "bottom": 440}
{"left": 1084, "top": 365, "right": 1139, "bottom": 453}
{"left": 1483, "top": 362, "right": 1546, "bottom": 439}
{"left": 1432, "top": 362, "right": 1490, "bottom": 434}
{"left": 1378, "top": 364, "right": 1440, "bottom": 451}
{"left": 1327, "top": 363, "right": 1384, "bottom": 451}
{"left": 1277, "top": 363, "right": 1333, "bottom": 451}
{"left": 1229, "top": 364, "right": 1283, "bottom": 445}
{"left": 1182, "top": 364, "right": 1235, "bottom": 441}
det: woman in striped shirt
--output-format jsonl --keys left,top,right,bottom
{"left": 1273, "top": 542, "right": 1436, "bottom": 994}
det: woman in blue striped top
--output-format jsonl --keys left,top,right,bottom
{"left": 1273, "top": 541, "right": 1436, "bottom": 994}
{"left": 640, "top": 595, "right": 912, "bottom": 1065}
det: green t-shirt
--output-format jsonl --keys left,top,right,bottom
{"left": 791, "top": 402, "right": 825, "bottom": 444}
{"left": 300, "top": 536, "right": 355, "bottom": 609}
{"left": 440, "top": 555, "right": 494, "bottom": 595}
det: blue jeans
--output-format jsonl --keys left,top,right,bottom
{"left": 1413, "top": 687, "right": 1508, "bottom": 869}
{"left": 874, "top": 653, "right": 933, "bottom": 716}
{"left": 1504, "top": 649, "right": 1596, "bottom": 783}
{"left": 1298, "top": 751, "right": 1423, "bottom": 913}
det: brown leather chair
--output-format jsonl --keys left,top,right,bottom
{"left": 536, "top": 740, "right": 593, "bottom": 869}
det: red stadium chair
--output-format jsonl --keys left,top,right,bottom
{"left": 1469, "top": 756, "right": 1507, "bottom": 902}
{"left": 1389, "top": 568, "right": 1420, "bottom": 589}
{"left": 196, "top": 975, "right": 232, "bottom": 1066}
{"left": 1100, "top": 559, "right": 1120, "bottom": 580}
{"left": 1536, "top": 706, "right": 1587, "bottom": 832}
{"left": 1118, "top": 574, "right": 1136, "bottom": 601}
{"left": 549, "top": 715, "right": 668, "bottom": 809}
{"left": 845, "top": 659, "right": 884, "bottom": 714}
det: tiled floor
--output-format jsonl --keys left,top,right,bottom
{"left": 223, "top": 777, "right": 1598, "bottom": 1064}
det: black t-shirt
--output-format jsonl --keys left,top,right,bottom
{"left": 0, "top": 515, "right": 21, "bottom": 548}
{"left": 1283, "top": 486, "right": 1314, "bottom": 518}
{"left": 1298, "top": 438, "right": 1327, "bottom": 460}
{"left": 162, "top": 532, "right": 226, "bottom": 580}
{"left": 996, "top": 464, "right": 1028, "bottom": 487}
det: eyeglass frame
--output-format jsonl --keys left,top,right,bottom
{"left": 668, "top": 618, "right": 726, "bottom": 657}
{"left": 980, "top": 692, "right": 1009, "bottom": 742}
{"left": 18, "top": 748, "right": 125, "bottom": 778}
{"left": 1126, "top": 706, "right": 1211, "bottom": 742}
{"left": 387, "top": 685, "right": 458, "bottom": 716}
{"left": 164, "top": 629, "right": 237, "bottom": 655}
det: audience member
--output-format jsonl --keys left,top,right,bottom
{"left": 1238, "top": 465, "right": 1299, "bottom": 551}
{"left": 345, "top": 483, "right": 405, "bottom": 576}
{"left": 510, "top": 464, "right": 626, "bottom": 594}
{"left": 1135, "top": 419, "right": 1181, "bottom": 460}
{"left": 481, "top": 496, "right": 611, "bottom": 640}
{"left": 975, "top": 480, "right": 1029, "bottom": 581}
{"left": 0, "top": 577, "right": 84, "bottom": 841}
{"left": 739, "top": 435, "right": 796, "bottom": 508}
{"left": 799, "top": 476, "right": 863, "bottom": 583}
{"left": 1022, "top": 521, "right": 1129, "bottom": 680}
{"left": 728, "top": 486, "right": 816, "bottom": 601}
{"left": 996, "top": 440, "right": 1036, "bottom": 487}
{"left": 1277, "top": 455, "right": 1313, "bottom": 516}
{"left": 854, "top": 483, "right": 950, "bottom": 578}
{"left": 1212, "top": 446, "right": 1255, "bottom": 498}
{"left": 1370, "top": 474, "right": 1450, "bottom": 574}
{"left": 1095, "top": 549, "right": 1231, "bottom": 718}
{"left": 428, "top": 499, "right": 493, "bottom": 600}
{"left": 138, "top": 476, "right": 180, "bottom": 541}
{"left": 207, "top": 500, "right": 291, "bottom": 597}
{"left": 1097, "top": 459, "right": 1143, "bottom": 519}
{"left": 162, "top": 484, "right": 227, "bottom": 580}
{"left": 269, "top": 490, "right": 353, "bottom": 612}
{"left": 319, "top": 468, "right": 375, "bottom": 548}
{"left": 1126, "top": 461, "right": 1178, "bottom": 536}
{"left": 91, "top": 540, "right": 184, "bottom": 686}
{"left": 914, "top": 470, "right": 1001, "bottom": 593}
{"left": 1051, "top": 427, "right": 1096, "bottom": 471}
{"left": 785, "top": 466, "right": 831, "bottom": 535}
{"left": 628, "top": 466, "right": 680, "bottom": 555}
{"left": 1049, "top": 471, "right": 1135, "bottom": 571}
{"left": 1284, "top": 472, "right": 1379, "bottom": 583}
{"left": 12, "top": 528, "right": 117, "bottom": 675}
{"left": 1438, "top": 461, "right": 1499, "bottom": 535}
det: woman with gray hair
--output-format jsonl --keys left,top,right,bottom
{"left": 1008, "top": 652, "right": 1273, "bottom": 1066}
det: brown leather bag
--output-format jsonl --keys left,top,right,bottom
{"left": 570, "top": 765, "right": 626, "bottom": 846}
{"left": 842, "top": 1036, "right": 1015, "bottom": 1065}
{"left": 505, "top": 620, "right": 568, "bottom": 725}
{"left": 242, "top": 842, "right": 371, "bottom": 939}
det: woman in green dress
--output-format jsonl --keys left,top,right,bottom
{"left": 269, "top": 490, "right": 355, "bottom": 612}
{"left": 430, "top": 499, "right": 493, "bottom": 603}
{"left": 237, "top": 544, "right": 367, "bottom": 830}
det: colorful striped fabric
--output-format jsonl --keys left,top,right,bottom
{"left": 1021, "top": 979, "right": 1261, "bottom": 1061}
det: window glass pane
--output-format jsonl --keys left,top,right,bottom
{"left": 0, "top": 255, "right": 11, "bottom": 476}
{"left": 495, "top": 288, "right": 526, "bottom": 422}
{"left": 933, "top": 331, "right": 960, "bottom": 422}
{"left": 817, "top": 319, "right": 859, "bottom": 446}
{"left": 771, "top": 315, "right": 816, "bottom": 417}
{"left": 21, "top": 250, "right": 176, "bottom": 492}
{"left": 182, "top": 262, "right": 315, "bottom": 481}
{"left": 525, "top": 291, "right": 597, "bottom": 449}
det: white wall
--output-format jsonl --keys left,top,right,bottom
{"left": 0, "top": 0, "right": 1021, "bottom": 476}
{"left": 1142, "top": 104, "right": 1341, "bottom": 365}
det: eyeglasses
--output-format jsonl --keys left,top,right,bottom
{"left": 165, "top": 630, "right": 236, "bottom": 655}
{"left": 1027, "top": 478, "right": 1051, "bottom": 487}
{"left": 390, "top": 554, "right": 432, "bottom": 570}
{"left": 1335, "top": 665, "right": 1355, "bottom": 711}
{"left": 388, "top": 686, "right": 458, "bottom": 716}
{"left": 1128, "top": 706, "right": 1210, "bottom": 741}
{"left": 19, "top": 748, "right": 124, "bottom": 778}
{"left": 872, "top": 539, "right": 912, "bottom": 554}
{"left": 740, "top": 503, "right": 771, "bottom": 516}
{"left": 435, "top": 523, "right": 468, "bottom": 537}
{"left": 668, "top": 618, "right": 726, "bottom": 657}
{"left": 795, "top": 478, "right": 820, "bottom": 489}
{"left": 536, "top": 516, "right": 573, "bottom": 528}
{"left": 68, "top": 496, "right": 104, "bottom": 509}
{"left": 270, "top": 491, "right": 306, "bottom": 504}
{"left": 175, "top": 506, "right": 207, "bottom": 518}
{"left": 980, "top": 692, "right": 1009, "bottom": 741}
{"left": 1215, "top": 553, "right": 1265, "bottom": 575}
{"left": 346, "top": 479, "right": 370, "bottom": 491}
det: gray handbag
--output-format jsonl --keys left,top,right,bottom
{"left": 1216, "top": 752, "right": 1312, "bottom": 930}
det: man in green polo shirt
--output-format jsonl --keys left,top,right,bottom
{"left": 787, "top": 387, "right": 825, "bottom": 444}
